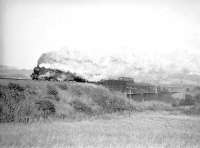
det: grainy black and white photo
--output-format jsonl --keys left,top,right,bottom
{"left": 0, "top": 0, "right": 200, "bottom": 147}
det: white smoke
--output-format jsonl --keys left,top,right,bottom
{"left": 37, "top": 47, "right": 200, "bottom": 84}
{"left": 37, "top": 48, "right": 136, "bottom": 81}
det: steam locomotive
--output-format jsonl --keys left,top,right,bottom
{"left": 31, "top": 66, "right": 87, "bottom": 82}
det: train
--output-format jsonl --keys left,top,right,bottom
{"left": 31, "top": 66, "right": 87, "bottom": 82}
{"left": 30, "top": 66, "right": 174, "bottom": 97}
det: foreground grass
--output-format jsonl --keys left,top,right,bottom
{"left": 0, "top": 111, "right": 200, "bottom": 148}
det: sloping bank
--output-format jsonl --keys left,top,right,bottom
{"left": 0, "top": 79, "right": 178, "bottom": 123}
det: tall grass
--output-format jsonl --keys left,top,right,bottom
{"left": 0, "top": 82, "right": 56, "bottom": 123}
{"left": 0, "top": 112, "right": 199, "bottom": 148}
{"left": 0, "top": 83, "right": 26, "bottom": 122}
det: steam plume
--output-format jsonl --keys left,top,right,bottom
{"left": 37, "top": 48, "right": 200, "bottom": 84}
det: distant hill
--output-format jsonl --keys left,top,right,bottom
{"left": 0, "top": 65, "right": 32, "bottom": 79}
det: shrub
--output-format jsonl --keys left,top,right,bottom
{"left": 194, "top": 94, "right": 200, "bottom": 103}
{"left": 172, "top": 102, "right": 179, "bottom": 107}
{"left": 92, "top": 93, "right": 130, "bottom": 113}
{"left": 179, "top": 94, "right": 195, "bottom": 106}
{"left": 47, "top": 85, "right": 60, "bottom": 101}
{"left": 47, "top": 85, "right": 58, "bottom": 96}
{"left": 0, "top": 84, "right": 26, "bottom": 122}
{"left": 58, "top": 83, "right": 68, "bottom": 90}
{"left": 8, "top": 82, "right": 25, "bottom": 91}
{"left": 35, "top": 100, "right": 56, "bottom": 119}
{"left": 69, "top": 99, "right": 92, "bottom": 114}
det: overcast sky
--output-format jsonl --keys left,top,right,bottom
{"left": 0, "top": 0, "right": 200, "bottom": 69}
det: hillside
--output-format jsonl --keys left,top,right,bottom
{"left": 0, "top": 79, "right": 175, "bottom": 123}
{"left": 0, "top": 79, "right": 132, "bottom": 122}
{"left": 1, "top": 79, "right": 200, "bottom": 123}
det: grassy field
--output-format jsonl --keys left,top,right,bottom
{"left": 0, "top": 111, "right": 200, "bottom": 148}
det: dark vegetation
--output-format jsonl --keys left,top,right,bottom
{"left": 0, "top": 80, "right": 134, "bottom": 123}
{"left": 47, "top": 84, "right": 60, "bottom": 101}
{"left": 69, "top": 99, "right": 93, "bottom": 114}
{"left": 179, "top": 94, "right": 195, "bottom": 106}
{"left": 0, "top": 82, "right": 57, "bottom": 123}
{"left": 58, "top": 83, "right": 68, "bottom": 90}
{"left": 0, "top": 79, "right": 200, "bottom": 123}
{"left": 35, "top": 100, "right": 56, "bottom": 118}
{"left": 0, "top": 83, "right": 26, "bottom": 122}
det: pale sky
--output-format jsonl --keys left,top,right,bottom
{"left": 1, "top": 0, "right": 200, "bottom": 69}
